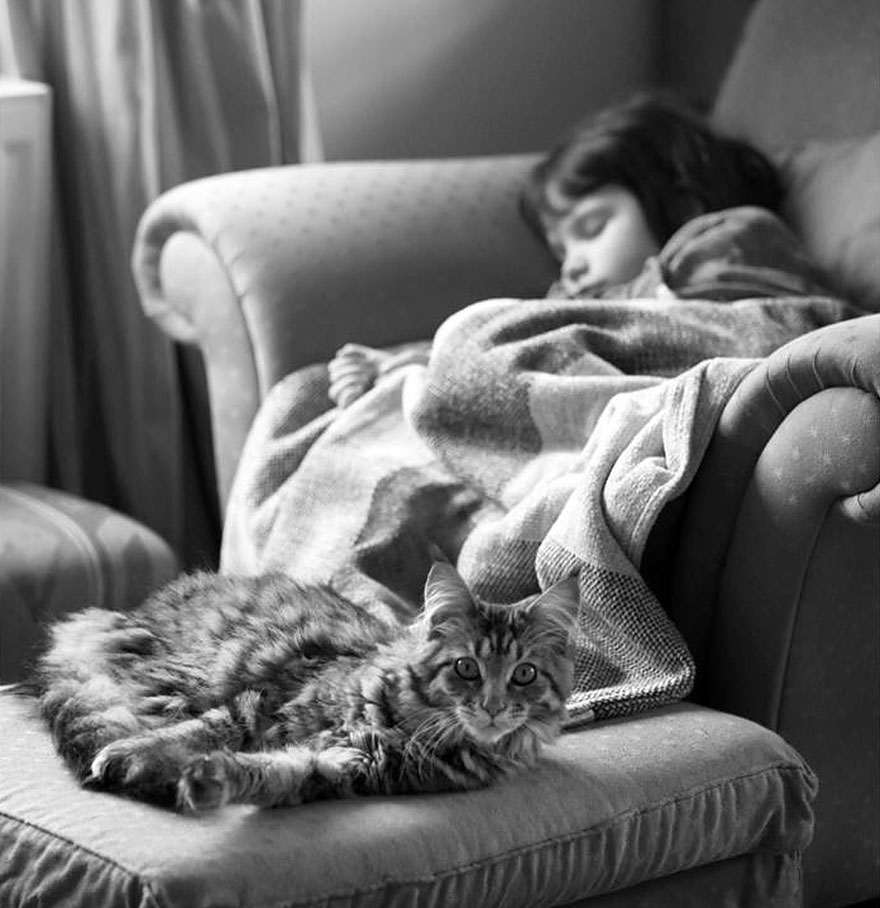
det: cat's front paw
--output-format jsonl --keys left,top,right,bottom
{"left": 297, "top": 744, "right": 371, "bottom": 801}
{"left": 177, "top": 752, "right": 234, "bottom": 813}
{"left": 89, "top": 737, "right": 179, "bottom": 803}
{"left": 317, "top": 745, "right": 369, "bottom": 781}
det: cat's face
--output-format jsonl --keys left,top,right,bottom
{"left": 418, "top": 563, "right": 578, "bottom": 747}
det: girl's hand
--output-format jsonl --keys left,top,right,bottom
{"left": 328, "top": 344, "right": 391, "bottom": 408}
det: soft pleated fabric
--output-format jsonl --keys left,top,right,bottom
{"left": 1, "top": 0, "right": 303, "bottom": 566}
{"left": 0, "top": 694, "right": 816, "bottom": 907}
{"left": 0, "top": 482, "right": 178, "bottom": 682}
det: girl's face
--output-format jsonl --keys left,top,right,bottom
{"left": 546, "top": 185, "right": 660, "bottom": 297}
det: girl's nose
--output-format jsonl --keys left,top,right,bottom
{"left": 563, "top": 257, "right": 589, "bottom": 284}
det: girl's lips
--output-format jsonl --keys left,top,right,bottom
{"left": 564, "top": 279, "right": 606, "bottom": 298}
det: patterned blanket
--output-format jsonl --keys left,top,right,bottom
{"left": 222, "top": 209, "right": 859, "bottom": 727}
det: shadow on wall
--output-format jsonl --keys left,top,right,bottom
{"left": 306, "top": 0, "right": 658, "bottom": 161}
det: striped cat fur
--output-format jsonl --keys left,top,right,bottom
{"left": 27, "top": 562, "right": 578, "bottom": 812}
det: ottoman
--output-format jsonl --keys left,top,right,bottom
{"left": 0, "top": 698, "right": 816, "bottom": 907}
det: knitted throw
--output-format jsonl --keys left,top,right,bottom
{"left": 222, "top": 210, "right": 858, "bottom": 727}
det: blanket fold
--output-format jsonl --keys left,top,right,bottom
{"left": 222, "top": 292, "right": 852, "bottom": 726}
{"left": 222, "top": 209, "right": 859, "bottom": 727}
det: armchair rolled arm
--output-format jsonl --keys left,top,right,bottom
{"left": 132, "top": 155, "right": 559, "bottom": 507}
{"left": 670, "top": 313, "right": 880, "bottom": 906}
{"left": 670, "top": 314, "right": 880, "bottom": 687}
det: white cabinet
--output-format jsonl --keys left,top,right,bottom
{"left": 0, "top": 78, "right": 52, "bottom": 482}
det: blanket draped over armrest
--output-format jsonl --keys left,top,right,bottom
{"left": 221, "top": 209, "right": 860, "bottom": 727}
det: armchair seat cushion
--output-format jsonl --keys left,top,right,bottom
{"left": 0, "top": 697, "right": 816, "bottom": 907}
{"left": 0, "top": 482, "right": 179, "bottom": 682}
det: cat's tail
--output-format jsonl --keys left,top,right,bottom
{"left": 28, "top": 608, "right": 156, "bottom": 779}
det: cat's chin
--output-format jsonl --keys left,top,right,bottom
{"left": 462, "top": 719, "right": 529, "bottom": 747}
{"left": 465, "top": 725, "right": 510, "bottom": 745}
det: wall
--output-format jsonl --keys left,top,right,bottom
{"left": 305, "top": 0, "right": 659, "bottom": 161}
{"left": 657, "top": 0, "right": 755, "bottom": 110}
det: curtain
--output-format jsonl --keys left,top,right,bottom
{"left": 1, "top": 0, "right": 304, "bottom": 567}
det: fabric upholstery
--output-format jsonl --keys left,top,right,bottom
{"left": 713, "top": 0, "right": 880, "bottom": 316}
{"left": 118, "top": 1, "right": 878, "bottom": 905}
{"left": 671, "top": 316, "right": 880, "bottom": 907}
{"left": 134, "top": 156, "right": 558, "bottom": 374}
{"left": 0, "top": 695, "right": 815, "bottom": 908}
{"left": 133, "top": 156, "right": 557, "bottom": 507}
{"left": 712, "top": 0, "right": 880, "bottom": 147}
{"left": 0, "top": 483, "right": 179, "bottom": 682}
{"left": 779, "top": 133, "right": 880, "bottom": 311}
{"left": 670, "top": 315, "right": 880, "bottom": 671}
{"left": 708, "top": 411, "right": 880, "bottom": 908}
{"left": 564, "top": 853, "right": 803, "bottom": 908}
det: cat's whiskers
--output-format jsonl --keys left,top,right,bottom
{"left": 404, "top": 710, "right": 461, "bottom": 779}
{"left": 466, "top": 711, "right": 521, "bottom": 745}
{"left": 401, "top": 712, "right": 442, "bottom": 767}
{"left": 407, "top": 710, "right": 454, "bottom": 753}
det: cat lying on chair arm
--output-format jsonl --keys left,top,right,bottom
{"left": 25, "top": 561, "right": 578, "bottom": 812}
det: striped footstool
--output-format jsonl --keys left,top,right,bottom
{"left": 0, "top": 482, "right": 179, "bottom": 682}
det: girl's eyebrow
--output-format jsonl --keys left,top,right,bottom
{"left": 562, "top": 196, "right": 614, "bottom": 227}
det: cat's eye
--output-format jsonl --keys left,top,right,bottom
{"left": 453, "top": 657, "right": 480, "bottom": 681}
{"left": 511, "top": 663, "right": 538, "bottom": 686}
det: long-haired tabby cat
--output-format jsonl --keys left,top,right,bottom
{"left": 28, "top": 562, "right": 578, "bottom": 812}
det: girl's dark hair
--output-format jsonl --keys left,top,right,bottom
{"left": 522, "top": 91, "right": 782, "bottom": 249}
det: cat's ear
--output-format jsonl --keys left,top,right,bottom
{"left": 527, "top": 576, "right": 580, "bottom": 642}
{"left": 423, "top": 561, "right": 477, "bottom": 638}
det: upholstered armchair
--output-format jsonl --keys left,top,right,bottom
{"left": 129, "top": 1, "right": 880, "bottom": 903}
{"left": 1, "top": 2, "right": 876, "bottom": 906}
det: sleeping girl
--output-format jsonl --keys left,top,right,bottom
{"left": 328, "top": 91, "right": 824, "bottom": 408}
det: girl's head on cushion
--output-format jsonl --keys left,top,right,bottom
{"left": 522, "top": 92, "right": 783, "bottom": 294}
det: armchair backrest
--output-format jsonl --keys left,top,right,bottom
{"left": 644, "top": 0, "right": 880, "bottom": 635}
{"left": 712, "top": 0, "right": 880, "bottom": 148}
{"left": 711, "top": 0, "right": 880, "bottom": 317}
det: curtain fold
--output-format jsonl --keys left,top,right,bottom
{"left": 1, "top": 0, "right": 303, "bottom": 567}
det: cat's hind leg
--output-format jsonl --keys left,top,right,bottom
{"left": 177, "top": 743, "right": 370, "bottom": 812}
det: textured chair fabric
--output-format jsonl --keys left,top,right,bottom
{"left": 712, "top": 0, "right": 880, "bottom": 148}
{"left": 0, "top": 696, "right": 815, "bottom": 908}
{"left": 2, "top": 1, "right": 875, "bottom": 907}
{"left": 0, "top": 482, "right": 179, "bottom": 682}
{"left": 132, "top": 156, "right": 558, "bottom": 506}
{"left": 669, "top": 316, "right": 880, "bottom": 906}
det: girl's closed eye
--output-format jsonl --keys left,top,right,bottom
{"left": 548, "top": 205, "right": 609, "bottom": 254}
{"left": 550, "top": 185, "right": 662, "bottom": 297}
{"left": 570, "top": 207, "right": 610, "bottom": 240}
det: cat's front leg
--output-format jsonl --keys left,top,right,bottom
{"left": 177, "top": 743, "right": 370, "bottom": 812}
{"left": 89, "top": 706, "right": 245, "bottom": 804}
